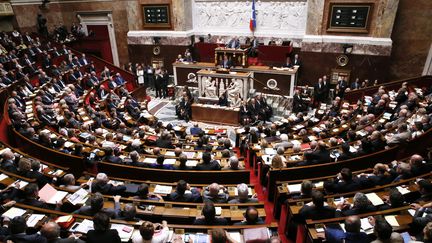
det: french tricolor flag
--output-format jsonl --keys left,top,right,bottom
{"left": 249, "top": 0, "right": 256, "bottom": 32}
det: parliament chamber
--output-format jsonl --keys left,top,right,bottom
{"left": 0, "top": 0, "right": 431, "bottom": 243}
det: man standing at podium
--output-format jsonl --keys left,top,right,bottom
{"left": 227, "top": 37, "right": 240, "bottom": 49}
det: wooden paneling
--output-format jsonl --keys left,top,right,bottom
{"left": 128, "top": 44, "right": 189, "bottom": 73}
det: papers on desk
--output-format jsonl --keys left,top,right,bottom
{"left": 227, "top": 232, "right": 242, "bottom": 243}
{"left": 360, "top": 218, "right": 374, "bottom": 232}
{"left": 262, "top": 155, "right": 274, "bottom": 165}
{"left": 38, "top": 184, "right": 68, "bottom": 204}
{"left": 143, "top": 157, "right": 157, "bottom": 164}
{"left": 215, "top": 207, "right": 222, "bottom": 216}
{"left": 234, "top": 187, "right": 252, "bottom": 196}
{"left": 289, "top": 155, "right": 302, "bottom": 161}
{"left": 349, "top": 146, "right": 358, "bottom": 153}
{"left": 67, "top": 188, "right": 89, "bottom": 205}
{"left": 111, "top": 223, "right": 134, "bottom": 242}
{"left": 164, "top": 159, "right": 177, "bottom": 165}
{"left": 383, "top": 113, "right": 392, "bottom": 120}
{"left": 384, "top": 215, "right": 400, "bottom": 227}
{"left": 13, "top": 180, "right": 28, "bottom": 189}
{"left": 185, "top": 160, "right": 197, "bottom": 167}
{"left": 71, "top": 219, "right": 94, "bottom": 233}
{"left": 408, "top": 209, "right": 416, "bottom": 217}
{"left": 365, "top": 193, "right": 384, "bottom": 206}
{"left": 26, "top": 214, "right": 45, "bottom": 227}
{"left": 315, "top": 181, "right": 324, "bottom": 188}
{"left": 0, "top": 173, "right": 8, "bottom": 181}
{"left": 153, "top": 185, "right": 172, "bottom": 194}
{"left": 264, "top": 148, "right": 276, "bottom": 155}
{"left": 164, "top": 151, "right": 175, "bottom": 157}
{"left": 287, "top": 184, "right": 302, "bottom": 193}
{"left": 2, "top": 207, "right": 26, "bottom": 219}
{"left": 396, "top": 186, "right": 411, "bottom": 195}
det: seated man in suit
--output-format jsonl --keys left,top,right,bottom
{"left": 189, "top": 123, "right": 203, "bottom": 136}
{"left": 41, "top": 221, "right": 85, "bottom": 243}
{"left": 91, "top": 173, "right": 126, "bottom": 195}
{"left": 149, "top": 154, "right": 174, "bottom": 170}
{"left": 297, "top": 191, "right": 336, "bottom": 223}
{"left": 387, "top": 124, "right": 411, "bottom": 146}
{"left": 73, "top": 192, "right": 120, "bottom": 218}
{"left": 323, "top": 216, "right": 369, "bottom": 243}
{"left": 19, "top": 183, "right": 60, "bottom": 210}
{"left": 193, "top": 201, "right": 228, "bottom": 225}
{"left": 196, "top": 152, "right": 221, "bottom": 170}
{"left": 228, "top": 183, "right": 258, "bottom": 203}
{"left": 133, "top": 183, "right": 163, "bottom": 201}
{"left": 86, "top": 213, "right": 121, "bottom": 243}
{"left": 174, "top": 154, "right": 193, "bottom": 170}
{"left": 235, "top": 206, "right": 265, "bottom": 225}
{"left": 168, "top": 180, "right": 202, "bottom": 202}
{"left": 5, "top": 216, "right": 46, "bottom": 243}
{"left": 203, "top": 183, "right": 229, "bottom": 203}
{"left": 222, "top": 156, "right": 243, "bottom": 170}
{"left": 335, "top": 192, "right": 376, "bottom": 216}
{"left": 324, "top": 168, "right": 362, "bottom": 193}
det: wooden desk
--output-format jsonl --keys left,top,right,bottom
{"left": 173, "top": 62, "right": 298, "bottom": 97}
{"left": 191, "top": 104, "right": 240, "bottom": 126}
{"left": 215, "top": 47, "right": 248, "bottom": 67}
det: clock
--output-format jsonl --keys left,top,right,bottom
{"left": 336, "top": 54, "right": 349, "bottom": 67}
{"left": 153, "top": 46, "right": 161, "bottom": 56}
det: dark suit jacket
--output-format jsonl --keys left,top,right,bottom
{"left": 196, "top": 161, "right": 221, "bottom": 170}
{"left": 298, "top": 205, "right": 336, "bottom": 223}
{"left": 336, "top": 205, "right": 376, "bottom": 216}
{"left": 169, "top": 189, "right": 202, "bottom": 202}
{"left": 73, "top": 205, "right": 119, "bottom": 218}
{"left": 193, "top": 217, "right": 228, "bottom": 226}
{"left": 86, "top": 229, "right": 121, "bottom": 243}
{"left": 5, "top": 233, "right": 47, "bottom": 243}
{"left": 91, "top": 183, "right": 126, "bottom": 195}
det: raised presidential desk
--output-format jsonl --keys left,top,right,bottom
{"left": 173, "top": 62, "right": 298, "bottom": 97}
{"left": 191, "top": 104, "right": 240, "bottom": 125}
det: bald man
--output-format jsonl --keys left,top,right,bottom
{"left": 324, "top": 216, "right": 369, "bottom": 243}
{"left": 203, "top": 183, "right": 229, "bottom": 203}
{"left": 41, "top": 221, "right": 84, "bottom": 243}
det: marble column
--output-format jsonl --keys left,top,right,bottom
{"left": 305, "top": 0, "right": 325, "bottom": 35}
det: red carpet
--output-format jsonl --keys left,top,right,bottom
{"left": 241, "top": 149, "right": 291, "bottom": 243}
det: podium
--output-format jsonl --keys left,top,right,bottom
{"left": 215, "top": 47, "right": 248, "bottom": 68}
{"left": 197, "top": 69, "right": 252, "bottom": 102}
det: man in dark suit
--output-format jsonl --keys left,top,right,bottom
{"left": 292, "top": 54, "right": 301, "bottom": 67}
{"left": 351, "top": 78, "right": 361, "bottom": 90}
{"left": 91, "top": 173, "right": 126, "bottom": 195}
{"left": 297, "top": 191, "right": 336, "bottom": 223}
{"left": 86, "top": 213, "right": 121, "bottom": 243}
{"left": 169, "top": 180, "right": 202, "bottom": 202}
{"left": 41, "top": 222, "right": 85, "bottom": 243}
{"left": 335, "top": 192, "right": 376, "bottom": 216}
{"left": 73, "top": 193, "right": 120, "bottom": 218}
{"left": 227, "top": 37, "right": 240, "bottom": 49}
{"left": 193, "top": 201, "right": 228, "bottom": 225}
{"left": 293, "top": 89, "right": 306, "bottom": 113}
{"left": 337, "top": 76, "right": 348, "bottom": 98}
{"left": 314, "top": 78, "right": 326, "bottom": 104}
{"left": 325, "top": 168, "right": 361, "bottom": 193}
{"left": 5, "top": 216, "right": 46, "bottom": 243}
{"left": 104, "top": 147, "right": 123, "bottom": 164}
{"left": 324, "top": 216, "right": 369, "bottom": 243}
{"left": 196, "top": 152, "right": 221, "bottom": 170}
{"left": 308, "top": 141, "right": 331, "bottom": 164}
